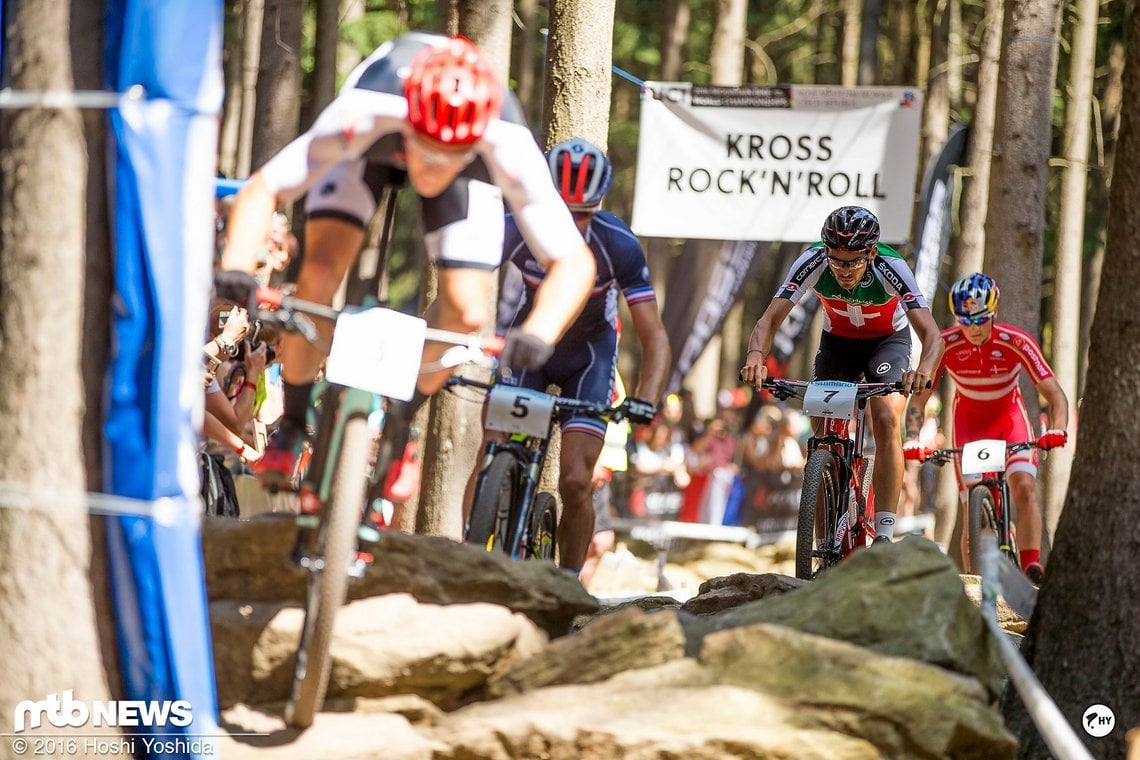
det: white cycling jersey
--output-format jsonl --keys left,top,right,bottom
{"left": 259, "top": 32, "right": 579, "bottom": 271}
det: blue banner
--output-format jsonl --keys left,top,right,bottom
{"left": 104, "top": 2, "right": 224, "bottom": 758}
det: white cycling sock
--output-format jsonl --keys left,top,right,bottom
{"left": 875, "top": 512, "right": 897, "bottom": 540}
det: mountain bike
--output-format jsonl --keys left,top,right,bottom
{"left": 760, "top": 378, "right": 904, "bottom": 580}
{"left": 445, "top": 376, "right": 628, "bottom": 561}
{"left": 920, "top": 439, "right": 1038, "bottom": 574}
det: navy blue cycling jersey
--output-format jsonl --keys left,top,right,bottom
{"left": 501, "top": 210, "right": 656, "bottom": 343}
{"left": 497, "top": 210, "right": 656, "bottom": 438}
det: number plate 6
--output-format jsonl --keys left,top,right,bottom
{"left": 960, "top": 439, "right": 1006, "bottom": 476}
{"left": 802, "top": 381, "right": 857, "bottom": 420}
{"left": 485, "top": 385, "right": 556, "bottom": 439}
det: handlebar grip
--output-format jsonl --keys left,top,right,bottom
{"left": 483, "top": 335, "right": 506, "bottom": 356}
{"left": 256, "top": 286, "right": 282, "bottom": 308}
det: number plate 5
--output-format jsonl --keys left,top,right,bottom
{"left": 960, "top": 439, "right": 1006, "bottom": 476}
{"left": 485, "top": 385, "right": 556, "bottom": 439}
{"left": 324, "top": 307, "right": 425, "bottom": 401}
{"left": 802, "top": 381, "right": 857, "bottom": 420}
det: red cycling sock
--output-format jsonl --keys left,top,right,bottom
{"left": 1019, "top": 549, "right": 1041, "bottom": 570}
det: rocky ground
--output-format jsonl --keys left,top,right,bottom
{"left": 202, "top": 515, "right": 1026, "bottom": 759}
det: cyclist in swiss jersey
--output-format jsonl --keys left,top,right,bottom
{"left": 217, "top": 34, "right": 596, "bottom": 489}
{"left": 740, "top": 206, "right": 943, "bottom": 545}
{"left": 903, "top": 273, "right": 1069, "bottom": 584}
{"left": 468, "top": 137, "right": 670, "bottom": 575}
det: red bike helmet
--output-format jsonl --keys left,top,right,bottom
{"left": 404, "top": 36, "right": 501, "bottom": 146}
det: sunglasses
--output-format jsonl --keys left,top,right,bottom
{"left": 956, "top": 314, "right": 993, "bottom": 326}
{"left": 826, "top": 254, "right": 870, "bottom": 270}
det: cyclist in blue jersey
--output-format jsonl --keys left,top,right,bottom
{"left": 471, "top": 137, "right": 671, "bottom": 574}
{"left": 216, "top": 34, "right": 596, "bottom": 488}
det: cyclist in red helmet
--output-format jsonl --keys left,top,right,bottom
{"left": 903, "top": 273, "right": 1069, "bottom": 584}
{"left": 218, "top": 33, "right": 596, "bottom": 486}
{"left": 740, "top": 206, "right": 944, "bottom": 546}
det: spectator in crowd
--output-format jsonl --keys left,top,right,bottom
{"left": 630, "top": 421, "right": 690, "bottom": 519}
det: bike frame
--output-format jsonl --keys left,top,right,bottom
{"left": 806, "top": 397, "right": 876, "bottom": 555}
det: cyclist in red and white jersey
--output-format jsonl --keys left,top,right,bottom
{"left": 740, "top": 206, "right": 944, "bottom": 545}
{"left": 216, "top": 33, "right": 596, "bottom": 484}
{"left": 903, "top": 273, "right": 1070, "bottom": 583}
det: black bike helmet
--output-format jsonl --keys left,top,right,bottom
{"left": 821, "top": 206, "right": 881, "bottom": 250}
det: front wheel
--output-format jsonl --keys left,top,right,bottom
{"left": 466, "top": 451, "right": 519, "bottom": 554}
{"left": 526, "top": 492, "right": 558, "bottom": 561}
{"left": 286, "top": 413, "right": 370, "bottom": 729}
{"left": 796, "top": 449, "right": 843, "bottom": 580}
{"left": 966, "top": 485, "right": 1002, "bottom": 574}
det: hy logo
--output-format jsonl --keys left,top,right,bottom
{"left": 13, "top": 691, "right": 193, "bottom": 733}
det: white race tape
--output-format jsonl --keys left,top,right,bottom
{"left": 0, "top": 480, "right": 200, "bottom": 526}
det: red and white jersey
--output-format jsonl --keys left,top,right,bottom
{"left": 936, "top": 323, "right": 1054, "bottom": 410}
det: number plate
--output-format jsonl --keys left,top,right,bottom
{"left": 485, "top": 385, "right": 555, "bottom": 439}
{"left": 802, "top": 381, "right": 857, "bottom": 420}
{"left": 324, "top": 307, "right": 425, "bottom": 401}
{"left": 960, "top": 439, "right": 1007, "bottom": 476}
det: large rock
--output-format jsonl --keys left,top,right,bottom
{"left": 684, "top": 537, "right": 1006, "bottom": 696}
{"left": 960, "top": 574, "right": 1028, "bottom": 634}
{"left": 700, "top": 623, "right": 1016, "bottom": 759}
{"left": 203, "top": 515, "right": 599, "bottom": 636}
{"left": 681, "top": 572, "right": 808, "bottom": 615}
{"left": 212, "top": 594, "right": 546, "bottom": 709}
{"left": 487, "top": 606, "right": 687, "bottom": 698}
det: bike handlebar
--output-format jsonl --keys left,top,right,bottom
{"left": 923, "top": 440, "right": 1039, "bottom": 465}
{"left": 444, "top": 376, "right": 626, "bottom": 422}
{"left": 760, "top": 378, "right": 906, "bottom": 402}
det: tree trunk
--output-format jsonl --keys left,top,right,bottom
{"left": 983, "top": 0, "right": 1062, "bottom": 442}
{"left": 921, "top": 0, "right": 950, "bottom": 167}
{"left": 252, "top": 0, "right": 304, "bottom": 169}
{"left": 236, "top": 0, "right": 265, "bottom": 178}
{"left": 1042, "top": 0, "right": 1098, "bottom": 540}
{"left": 308, "top": 0, "right": 341, "bottom": 128}
{"left": 1003, "top": 12, "right": 1140, "bottom": 754}
{"left": 542, "top": 0, "right": 616, "bottom": 148}
{"left": 416, "top": 0, "right": 514, "bottom": 540}
{"left": 858, "top": 0, "right": 880, "bottom": 84}
{"left": 841, "top": 0, "right": 861, "bottom": 86}
{"left": 219, "top": 0, "right": 244, "bottom": 178}
{"left": 661, "top": 0, "right": 690, "bottom": 83}
{"left": 890, "top": 0, "right": 916, "bottom": 84}
{"left": 511, "top": 0, "right": 542, "bottom": 126}
{"left": 955, "top": 0, "right": 1002, "bottom": 278}
{"left": 0, "top": 0, "right": 114, "bottom": 746}
{"left": 338, "top": 0, "right": 366, "bottom": 79}
{"left": 1080, "top": 39, "right": 1122, "bottom": 394}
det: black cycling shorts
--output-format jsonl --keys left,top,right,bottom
{"left": 812, "top": 328, "right": 912, "bottom": 384}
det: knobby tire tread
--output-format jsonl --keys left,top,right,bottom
{"left": 467, "top": 451, "right": 517, "bottom": 554}
{"left": 287, "top": 414, "right": 371, "bottom": 729}
{"left": 797, "top": 449, "right": 840, "bottom": 580}
{"left": 967, "top": 485, "right": 999, "bottom": 575}
{"left": 527, "top": 492, "right": 558, "bottom": 561}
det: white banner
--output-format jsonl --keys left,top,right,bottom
{"left": 631, "top": 83, "right": 924, "bottom": 243}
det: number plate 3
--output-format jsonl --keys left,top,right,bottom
{"left": 802, "top": 381, "right": 857, "bottom": 420}
{"left": 960, "top": 439, "right": 1006, "bottom": 476}
{"left": 485, "top": 385, "right": 555, "bottom": 439}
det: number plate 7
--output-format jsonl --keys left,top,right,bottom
{"left": 485, "top": 385, "right": 556, "bottom": 439}
{"left": 802, "top": 381, "right": 857, "bottom": 420}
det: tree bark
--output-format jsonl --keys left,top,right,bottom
{"left": 511, "top": 0, "right": 542, "bottom": 126}
{"left": 661, "top": 0, "right": 691, "bottom": 83}
{"left": 542, "top": 0, "right": 617, "bottom": 148}
{"left": 858, "top": 0, "right": 881, "bottom": 84}
{"left": 841, "top": 0, "right": 861, "bottom": 86}
{"left": 921, "top": 0, "right": 951, "bottom": 167}
{"left": 1003, "top": 11, "right": 1140, "bottom": 754}
{"left": 236, "top": 0, "right": 265, "bottom": 178}
{"left": 983, "top": 0, "right": 1062, "bottom": 335}
{"left": 955, "top": 0, "right": 1002, "bottom": 278}
{"left": 308, "top": 0, "right": 341, "bottom": 128}
{"left": 0, "top": 0, "right": 114, "bottom": 747}
{"left": 219, "top": 0, "right": 245, "bottom": 178}
{"left": 252, "top": 0, "right": 304, "bottom": 169}
{"left": 1042, "top": 0, "right": 1098, "bottom": 540}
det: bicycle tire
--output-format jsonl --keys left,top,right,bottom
{"left": 966, "top": 485, "right": 1001, "bottom": 575}
{"left": 797, "top": 449, "right": 843, "bottom": 580}
{"left": 526, "top": 492, "right": 558, "bottom": 561}
{"left": 466, "top": 451, "right": 518, "bottom": 554}
{"left": 286, "top": 413, "right": 371, "bottom": 729}
{"left": 846, "top": 454, "right": 875, "bottom": 553}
